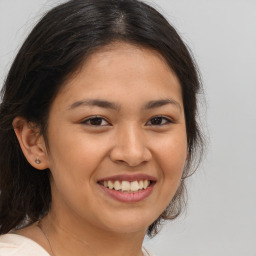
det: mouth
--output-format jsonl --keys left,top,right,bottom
{"left": 98, "top": 179, "right": 153, "bottom": 193}
{"left": 97, "top": 175, "right": 156, "bottom": 203}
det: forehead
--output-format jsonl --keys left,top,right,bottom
{"left": 54, "top": 42, "right": 183, "bottom": 110}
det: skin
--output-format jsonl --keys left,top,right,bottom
{"left": 13, "top": 42, "right": 187, "bottom": 256}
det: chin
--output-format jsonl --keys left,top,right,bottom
{"left": 103, "top": 221, "right": 149, "bottom": 235}
{"left": 96, "top": 209, "right": 158, "bottom": 235}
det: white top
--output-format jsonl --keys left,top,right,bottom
{"left": 0, "top": 234, "right": 154, "bottom": 256}
{"left": 0, "top": 234, "right": 49, "bottom": 256}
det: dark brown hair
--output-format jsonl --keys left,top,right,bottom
{"left": 0, "top": 0, "right": 203, "bottom": 237}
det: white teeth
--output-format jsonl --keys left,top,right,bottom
{"left": 121, "top": 181, "right": 131, "bottom": 191}
{"left": 143, "top": 180, "right": 150, "bottom": 189}
{"left": 139, "top": 180, "right": 144, "bottom": 190}
{"left": 130, "top": 181, "right": 139, "bottom": 191}
{"left": 114, "top": 180, "right": 121, "bottom": 190}
{"left": 102, "top": 180, "right": 151, "bottom": 192}
{"left": 108, "top": 180, "right": 114, "bottom": 189}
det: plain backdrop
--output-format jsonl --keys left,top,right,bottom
{"left": 0, "top": 0, "right": 256, "bottom": 255}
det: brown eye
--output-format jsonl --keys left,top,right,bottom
{"left": 146, "top": 116, "right": 172, "bottom": 126}
{"left": 81, "top": 116, "right": 110, "bottom": 126}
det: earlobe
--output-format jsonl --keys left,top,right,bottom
{"left": 12, "top": 117, "right": 49, "bottom": 170}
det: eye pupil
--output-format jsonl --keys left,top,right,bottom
{"left": 90, "top": 118, "right": 102, "bottom": 125}
{"left": 151, "top": 117, "right": 162, "bottom": 125}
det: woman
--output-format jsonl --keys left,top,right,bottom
{"left": 0, "top": 0, "right": 203, "bottom": 255}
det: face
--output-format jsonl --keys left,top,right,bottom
{"left": 44, "top": 42, "right": 187, "bottom": 235}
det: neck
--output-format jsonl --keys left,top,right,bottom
{"left": 41, "top": 211, "right": 147, "bottom": 256}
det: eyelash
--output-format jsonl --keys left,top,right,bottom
{"left": 80, "top": 115, "right": 173, "bottom": 127}
{"left": 81, "top": 116, "right": 110, "bottom": 126}
{"left": 146, "top": 115, "right": 173, "bottom": 126}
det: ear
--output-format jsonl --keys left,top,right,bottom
{"left": 12, "top": 117, "right": 49, "bottom": 170}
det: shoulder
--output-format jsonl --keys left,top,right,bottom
{"left": 0, "top": 234, "right": 50, "bottom": 256}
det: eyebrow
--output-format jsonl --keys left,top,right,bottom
{"left": 68, "top": 99, "right": 121, "bottom": 111}
{"left": 143, "top": 99, "right": 182, "bottom": 111}
{"left": 68, "top": 98, "right": 181, "bottom": 111}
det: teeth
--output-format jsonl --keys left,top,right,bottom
{"left": 108, "top": 180, "right": 114, "bottom": 189}
{"left": 121, "top": 181, "right": 130, "bottom": 191}
{"left": 143, "top": 180, "right": 150, "bottom": 189}
{"left": 130, "top": 181, "right": 139, "bottom": 191}
{"left": 102, "top": 180, "right": 151, "bottom": 192}
{"left": 114, "top": 181, "right": 121, "bottom": 190}
{"left": 139, "top": 180, "right": 144, "bottom": 190}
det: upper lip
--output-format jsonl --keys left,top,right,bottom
{"left": 97, "top": 174, "right": 157, "bottom": 182}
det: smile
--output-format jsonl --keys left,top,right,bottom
{"left": 100, "top": 180, "right": 151, "bottom": 193}
{"left": 97, "top": 174, "right": 156, "bottom": 203}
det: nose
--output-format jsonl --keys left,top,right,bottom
{"left": 109, "top": 125, "right": 152, "bottom": 167}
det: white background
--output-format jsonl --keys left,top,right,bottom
{"left": 0, "top": 1, "right": 256, "bottom": 255}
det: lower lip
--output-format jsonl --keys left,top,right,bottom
{"left": 99, "top": 184, "right": 154, "bottom": 203}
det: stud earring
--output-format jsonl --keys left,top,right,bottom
{"left": 35, "top": 158, "right": 41, "bottom": 164}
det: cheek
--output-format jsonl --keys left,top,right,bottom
{"left": 46, "top": 130, "right": 106, "bottom": 211}
{"left": 152, "top": 129, "right": 187, "bottom": 187}
{"left": 46, "top": 126, "right": 111, "bottom": 187}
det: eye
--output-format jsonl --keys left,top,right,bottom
{"left": 81, "top": 116, "right": 110, "bottom": 126}
{"left": 146, "top": 116, "right": 173, "bottom": 126}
